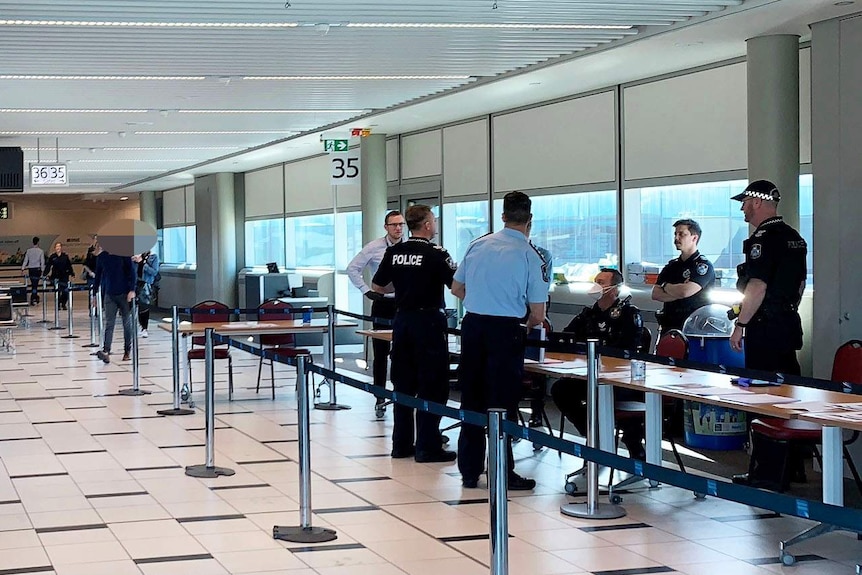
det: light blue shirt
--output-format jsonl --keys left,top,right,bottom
{"left": 454, "top": 227, "right": 549, "bottom": 317}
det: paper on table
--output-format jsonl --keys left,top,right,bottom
{"left": 657, "top": 384, "right": 753, "bottom": 396}
{"left": 831, "top": 402, "right": 862, "bottom": 411}
{"left": 773, "top": 400, "right": 842, "bottom": 412}
{"left": 720, "top": 394, "right": 801, "bottom": 405}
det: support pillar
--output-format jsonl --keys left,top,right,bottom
{"left": 194, "top": 173, "right": 237, "bottom": 306}
{"left": 359, "top": 134, "right": 388, "bottom": 314}
{"left": 746, "top": 34, "right": 800, "bottom": 229}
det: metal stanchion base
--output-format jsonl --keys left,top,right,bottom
{"left": 118, "top": 388, "right": 152, "bottom": 396}
{"left": 49, "top": 326, "right": 64, "bottom": 331}
{"left": 157, "top": 407, "right": 195, "bottom": 416}
{"left": 36, "top": 320, "right": 51, "bottom": 324}
{"left": 314, "top": 402, "right": 352, "bottom": 411}
{"left": 560, "top": 502, "right": 626, "bottom": 519}
{"left": 82, "top": 343, "right": 100, "bottom": 348}
{"left": 185, "top": 464, "right": 235, "bottom": 478}
{"left": 273, "top": 525, "right": 337, "bottom": 543}
{"left": 61, "top": 334, "right": 80, "bottom": 339}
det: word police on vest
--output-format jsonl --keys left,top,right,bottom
{"left": 392, "top": 254, "right": 424, "bottom": 266}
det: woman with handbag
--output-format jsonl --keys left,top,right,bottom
{"left": 132, "top": 250, "right": 160, "bottom": 338}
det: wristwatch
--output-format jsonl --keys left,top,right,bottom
{"left": 659, "top": 282, "right": 667, "bottom": 292}
{"left": 735, "top": 320, "right": 748, "bottom": 328}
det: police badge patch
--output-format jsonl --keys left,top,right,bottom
{"left": 541, "top": 262, "right": 549, "bottom": 283}
{"left": 682, "top": 269, "right": 691, "bottom": 280}
{"left": 696, "top": 262, "right": 708, "bottom": 276}
{"left": 750, "top": 244, "right": 762, "bottom": 259}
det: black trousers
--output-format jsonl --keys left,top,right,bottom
{"left": 390, "top": 308, "right": 449, "bottom": 454}
{"left": 457, "top": 313, "right": 525, "bottom": 481}
{"left": 54, "top": 279, "right": 70, "bottom": 307}
{"left": 27, "top": 268, "right": 41, "bottom": 302}
{"left": 551, "top": 379, "right": 645, "bottom": 454}
{"left": 371, "top": 298, "right": 397, "bottom": 389}
{"left": 744, "top": 319, "right": 801, "bottom": 375}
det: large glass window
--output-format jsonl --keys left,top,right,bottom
{"left": 335, "top": 211, "right": 363, "bottom": 270}
{"left": 285, "top": 213, "right": 335, "bottom": 268}
{"left": 160, "top": 225, "right": 196, "bottom": 265}
{"left": 494, "top": 190, "right": 619, "bottom": 279}
{"left": 245, "top": 218, "right": 286, "bottom": 268}
{"left": 625, "top": 176, "right": 814, "bottom": 286}
{"left": 442, "top": 200, "right": 489, "bottom": 264}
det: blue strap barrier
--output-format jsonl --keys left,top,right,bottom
{"left": 211, "top": 331, "right": 862, "bottom": 535}
{"left": 177, "top": 305, "right": 331, "bottom": 317}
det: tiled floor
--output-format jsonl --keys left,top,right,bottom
{"left": 0, "top": 303, "right": 860, "bottom": 574}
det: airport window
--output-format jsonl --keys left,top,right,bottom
{"left": 335, "top": 210, "right": 363, "bottom": 270}
{"left": 624, "top": 176, "right": 813, "bottom": 287}
{"left": 160, "top": 225, "right": 196, "bottom": 265}
{"left": 245, "top": 218, "right": 286, "bottom": 269}
{"left": 442, "top": 200, "right": 489, "bottom": 264}
{"left": 285, "top": 213, "right": 335, "bottom": 269}
{"left": 494, "top": 190, "right": 619, "bottom": 279}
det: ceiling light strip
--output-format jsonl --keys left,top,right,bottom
{"left": 101, "top": 146, "right": 241, "bottom": 150}
{"left": 242, "top": 75, "right": 470, "bottom": 80}
{"left": 177, "top": 109, "right": 364, "bottom": 114}
{"left": 0, "top": 20, "right": 630, "bottom": 30}
{"left": 134, "top": 130, "right": 293, "bottom": 134}
{"left": 344, "top": 22, "right": 632, "bottom": 29}
{"left": 0, "top": 130, "right": 109, "bottom": 135}
{"left": 0, "top": 108, "right": 148, "bottom": 113}
{"left": 0, "top": 75, "right": 205, "bottom": 80}
{"left": 0, "top": 20, "right": 299, "bottom": 28}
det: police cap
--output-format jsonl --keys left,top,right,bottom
{"left": 731, "top": 179, "right": 781, "bottom": 203}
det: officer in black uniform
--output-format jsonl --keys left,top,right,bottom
{"left": 372, "top": 204, "right": 457, "bottom": 463}
{"left": 729, "top": 180, "right": 808, "bottom": 488}
{"left": 729, "top": 180, "right": 807, "bottom": 374}
{"left": 550, "top": 268, "right": 648, "bottom": 459}
{"left": 652, "top": 219, "right": 715, "bottom": 333}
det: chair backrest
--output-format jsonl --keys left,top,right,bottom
{"left": 542, "top": 317, "right": 553, "bottom": 334}
{"left": 656, "top": 329, "right": 688, "bottom": 360}
{"left": 191, "top": 300, "right": 230, "bottom": 346}
{"left": 638, "top": 326, "right": 653, "bottom": 353}
{"left": 258, "top": 299, "right": 297, "bottom": 347}
{"left": 832, "top": 340, "right": 862, "bottom": 384}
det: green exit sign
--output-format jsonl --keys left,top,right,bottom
{"left": 323, "top": 139, "right": 349, "bottom": 152}
{"left": 0, "top": 202, "right": 7, "bottom": 220}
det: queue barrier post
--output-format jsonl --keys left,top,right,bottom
{"left": 274, "top": 354, "right": 337, "bottom": 543}
{"left": 49, "top": 280, "right": 63, "bottom": 331}
{"left": 119, "top": 298, "right": 150, "bottom": 396}
{"left": 314, "top": 304, "right": 351, "bottom": 411}
{"left": 61, "top": 284, "right": 79, "bottom": 339}
{"left": 158, "top": 305, "right": 194, "bottom": 416}
{"left": 37, "top": 277, "right": 50, "bottom": 324}
{"left": 83, "top": 286, "right": 100, "bottom": 348}
{"left": 561, "top": 339, "right": 627, "bottom": 520}
{"left": 185, "top": 327, "right": 234, "bottom": 478}
{"left": 488, "top": 408, "right": 509, "bottom": 575}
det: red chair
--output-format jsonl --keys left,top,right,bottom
{"left": 656, "top": 329, "right": 688, "bottom": 360}
{"left": 747, "top": 340, "right": 862, "bottom": 492}
{"left": 256, "top": 299, "right": 311, "bottom": 400}
{"left": 188, "top": 301, "right": 234, "bottom": 400}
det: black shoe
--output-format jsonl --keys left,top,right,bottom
{"left": 462, "top": 477, "right": 479, "bottom": 488}
{"left": 96, "top": 350, "right": 110, "bottom": 364}
{"left": 391, "top": 446, "right": 415, "bottom": 459}
{"left": 122, "top": 353, "right": 131, "bottom": 361}
{"left": 732, "top": 473, "right": 751, "bottom": 486}
{"left": 440, "top": 433, "right": 450, "bottom": 444}
{"left": 415, "top": 449, "right": 457, "bottom": 463}
{"left": 508, "top": 473, "right": 536, "bottom": 491}
{"left": 790, "top": 469, "right": 808, "bottom": 483}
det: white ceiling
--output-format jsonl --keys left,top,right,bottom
{"left": 0, "top": 0, "right": 857, "bottom": 196}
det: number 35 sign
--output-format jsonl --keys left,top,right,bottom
{"left": 330, "top": 150, "right": 360, "bottom": 185}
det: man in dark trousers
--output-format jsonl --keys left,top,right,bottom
{"left": 451, "top": 191, "right": 549, "bottom": 490}
{"left": 93, "top": 250, "right": 137, "bottom": 363}
{"left": 372, "top": 204, "right": 457, "bottom": 463}
{"left": 651, "top": 219, "right": 715, "bottom": 334}
{"left": 347, "top": 210, "right": 406, "bottom": 412}
{"left": 45, "top": 242, "right": 75, "bottom": 310}
{"left": 21, "top": 236, "right": 44, "bottom": 306}
{"left": 550, "top": 268, "right": 647, "bottom": 459}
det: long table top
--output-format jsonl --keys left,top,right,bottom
{"left": 159, "top": 318, "right": 356, "bottom": 336}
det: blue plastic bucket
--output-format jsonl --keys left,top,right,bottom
{"left": 683, "top": 336, "right": 747, "bottom": 450}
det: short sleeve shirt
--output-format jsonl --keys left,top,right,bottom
{"left": 742, "top": 216, "right": 807, "bottom": 307}
{"left": 656, "top": 251, "right": 715, "bottom": 324}
{"left": 454, "top": 228, "right": 550, "bottom": 318}
{"left": 372, "top": 237, "right": 456, "bottom": 311}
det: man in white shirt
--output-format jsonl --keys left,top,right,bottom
{"left": 347, "top": 210, "right": 406, "bottom": 408}
{"left": 21, "top": 236, "right": 45, "bottom": 306}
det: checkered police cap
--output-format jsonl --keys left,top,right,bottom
{"left": 731, "top": 179, "right": 781, "bottom": 203}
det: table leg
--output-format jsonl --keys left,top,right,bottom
{"left": 598, "top": 385, "right": 614, "bottom": 453}
{"left": 821, "top": 425, "right": 843, "bottom": 506}
{"left": 645, "top": 392, "right": 662, "bottom": 466}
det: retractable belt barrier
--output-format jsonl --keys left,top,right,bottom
{"left": 176, "top": 306, "right": 331, "bottom": 316}
{"left": 211, "top": 330, "right": 862, "bottom": 536}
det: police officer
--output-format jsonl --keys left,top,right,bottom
{"left": 371, "top": 205, "right": 457, "bottom": 462}
{"left": 45, "top": 242, "right": 75, "bottom": 310}
{"left": 550, "top": 268, "right": 648, "bottom": 459}
{"left": 347, "top": 210, "right": 405, "bottom": 409}
{"left": 729, "top": 180, "right": 807, "bottom": 374}
{"left": 728, "top": 180, "right": 807, "bottom": 488}
{"left": 651, "top": 219, "right": 715, "bottom": 333}
{"left": 451, "top": 191, "right": 549, "bottom": 490}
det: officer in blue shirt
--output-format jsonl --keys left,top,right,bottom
{"left": 451, "top": 191, "right": 549, "bottom": 490}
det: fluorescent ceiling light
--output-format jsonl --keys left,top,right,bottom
{"left": 345, "top": 23, "right": 632, "bottom": 30}
{"left": 134, "top": 130, "right": 292, "bottom": 134}
{"left": 75, "top": 158, "right": 200, "bottom": 162}
{"left": 102, "top": 146, "right": 241, "bottom": 150}
{"left": 178, "top": 109, "right": 363, "bottom": 114}
{"left": 72, "top": 168, "right": 165, "bottom": 172}
{"left": 67, "top": 182, "right": 122, "bottom": 186}
{"left": 244, "top": 75, "right": 470, "bottom": 80}
{"left": 0, "top": 20, "right": 631, "bottom": 31}
{"left": 0, "top": 130, "right": 109, "bottom": 135}
{"left": 0, "top": 20, "right": 299, "bottom": 28}
{"left": 0, "top": 108, "right": 147, "bottom": 113}
{"left": 0, "top": 75, "right": 205, "bottom": 81}
{"left": 22, "top": 147, "right": 81, "bottom": 151}
{"left": 119, "top": 196, "right": 129, "bottom": 200}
